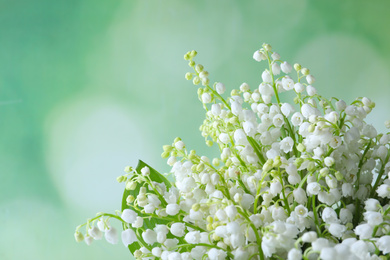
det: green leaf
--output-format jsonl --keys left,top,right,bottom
{"left": 138, "top": 160, "right": 172, "bottom": 189}
{"left": 247, "top": 136, "right": 266, "bottom": 164}
{"left": 121, "top": 160, "right": 173, "bottom": 254}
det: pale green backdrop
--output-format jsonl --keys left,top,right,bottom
{"left": 1, "top": 1, "right": 390, "bottom": 259}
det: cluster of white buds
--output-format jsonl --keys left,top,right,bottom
{"left": 76, "top": 43, "right": 390, "bottom": 260}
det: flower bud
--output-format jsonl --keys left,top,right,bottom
{"left": 201, "top": 78, "right": 210, "bottom": 86}
{"left": 294, "top": 158, "right": 304, "bottom": 168}
{"left": 192, "top": 203, "right": 200, "bottom": 212}
{"left": 294, "top": 63, "right": 301, "bottom": 71}
{"left": 116, "top": 175, "right": 126, "bottom": 183}
{"left": 297, "top": 143, "right": 306, "bottom": 152}
{"left": 263, "top": 159, "right": 273, "bottom": 172}
{"left": 324, "top": 157, "right": 334, "bottom": 167}
{"left": 141, "top": 166, "right": 150, "bottom": 176}
{"left": 212, "top": 158, "right": 220, "bottom": 166}
{"left": 175, "top": 140, "right": 185, "bottom": 150}
{"left": 335, "top": 171, "right": 343, "bottom": 181}
{"left": 263, "top": 43, "right": 272, "bottom": 51}
{"left": 126, "top": 195, "right": 135, "bottom": 204}
{"left": 161, "top": 151, "right": 170, "bottom": 158}
{"left": 124, "top": 166, "right": 132, "bottom": 173}
{"left": 385, "top": 120, "right": 390, "bottom": 129}
{"left": 134, "top": 250, "right": 142, "bottom": 258}
{"left": 320, "top": 167, "right": 329, "bottom": 177}
{"left": 74, "top": 231, "right": 84, "bottom": 242}
{"left": 301, "top": 67, "right": 310, "bottom": 76}
{"left": 273, "top": 156, "right": 282, "bottom": 167}
{"left": 199, "top": 70, "right": 209, "bottom": 79}
{"left": 190, "top": 50, "right": 197, "bottom": 58}
{"left": 231, "top": 89, "right": 239, "bottom": 96}
{"left": 185, "top": 72, "right": 193, "bottom": 80}
{"left": 308, "top": 124, "right": 315, "bottom": 133}
{"left": 195, "top": 64, "right": 204, "bottom": 73}
{"left": 163, "top": 145, "right": 174, "bottom": 152}
{"left": 193, "top": 76, "right": 201, "bottom": 85}
{"left": 307, "top": 161, "right": 316, "bottom": 172}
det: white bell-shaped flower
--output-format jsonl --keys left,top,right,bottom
{"left": 105, "top": 227, "right": 118, "bottom": 244}
{"left": 328, "top": 223, "right": 346, "bottom": 238}
{"left": 322, "top": 207, "right": 339, "bottom": 224}
{"left": 170, "top": 223, "right": 186, "bottom": 237}
{"left": 287, "top": 248, "right": 302, "bottom": 260}
{"left": 301, "top": 231, "right": 317, "bottom": 243}
{"left": 142, "top": 229, "right": 157, "bottom": 245}
{"left": 215, "top": 82, "right": 225, "bottom": 94}
{"left": 262, "top": 70, "right": 272, "bottom": 82}
{"left": 354, "top": 223, "right": 373, "bottom": 239}
{"left": 166, "top": 203, "right": 180, "bottom": 216}
{"left": 121, "top": 209, "right": 137, "bottom": 224}
{"left": 208, "top": 248, "right": 227, "bottom": 260}
{"left": 377, "top": 236, "right": 390, "bottom": 254}
{"left": 88, "top": 226, "right": 103, "bottom": 240}
{"left": 272, "top": 62, "right": 281, "bottom": 75}
{"left": 121, "top": 229, "right": 137, "bottom": 246}
{"left": 281, "top": 61, "right": 292, "bottom": 73}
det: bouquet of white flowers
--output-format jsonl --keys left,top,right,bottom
{"left": 75, "top": 43, "right": 390, "bottom": 260}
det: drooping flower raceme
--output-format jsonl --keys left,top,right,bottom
{"left": 75, "top": 43, "right": 390, "bottom": 260}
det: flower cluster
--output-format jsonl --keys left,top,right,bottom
{"left": 75, "top": 43, "right": 390, "bottom": 260}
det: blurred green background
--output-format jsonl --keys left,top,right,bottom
{"left": 1, "top": 0, "right": 390, "bottom": 259}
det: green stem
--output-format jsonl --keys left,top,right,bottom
{"left": 237, "top": 208, "right": 265, "bottom": 260}
{"left": 172, "top": 243, "right": 234, "bottom": 259}
{"left": 353, "top": 140, "right": 372, "bottom": 226}
{"left": 77, "top": 213, "right": 124, "bottom": 231}
{"left": 312, "top": 195, "right": 322, "bottom": 236}
{"left": 279, "top": 175, "right": 291, "bottom": 214}
{"left": 254, "top": 182, "right": 263, "bottom": 214}
{"left": 247, "top": 136, "right": 266, "bottom": 165}
{"left": 370, "top": 150, "right": 390, "bottom": 199}
{"left": 150, "top": 214, "right": 206, "bottom": 233}
{"left": 355, "top": 139, "right": 372, "bottom": 189}
{"left": 205, "top": 84, "right": 231, "bottom": 110}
